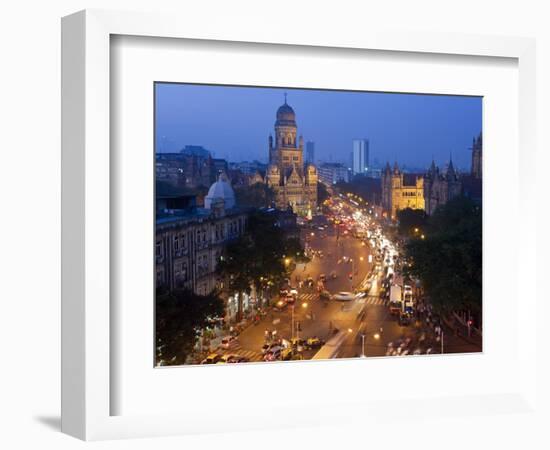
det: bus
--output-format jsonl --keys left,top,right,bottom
{"left": 312, "top": 330, "right": 348, "bottom": 360}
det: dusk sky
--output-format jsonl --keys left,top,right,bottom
{"left": 155, "top": 83, "right": 482, "bottom": 171}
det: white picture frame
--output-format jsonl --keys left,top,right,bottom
{"left": 61, "top": 9, "right": 538, "bottom": 441}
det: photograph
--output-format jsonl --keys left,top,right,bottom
{"left": 154, "top": 83, "right": 483, "bottom": 366}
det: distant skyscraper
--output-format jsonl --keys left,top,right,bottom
{"left": 305, "top": 141, "right": 315, "bottom": 164}
{"left": 352, "top": 139, "right": 370, "bottom": 174}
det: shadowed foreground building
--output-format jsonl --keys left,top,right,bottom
{"left": 155, "top": 174, "right": 249, "bottom": 303}
{"left": 266, "top": 98, "right": 317, "bottom": 217}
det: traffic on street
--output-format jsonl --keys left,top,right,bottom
{"left": 200, "top": 193, "right": 479, "bottom": 365}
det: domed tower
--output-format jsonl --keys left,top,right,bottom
{"left": 265, "top": 94, "right": 316, "bottom": 216}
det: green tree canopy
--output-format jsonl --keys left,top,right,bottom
{"left": 156, "top": 289, "right": 225, "bottom": 365}
{"left": 404, "top": 197, "right": 482, "bottom": 315}
{"left": 217, "top": 211, "right": 308, "bottom": 312}
{"left": 396, "top": 207, "right": 428, "bottom": 237}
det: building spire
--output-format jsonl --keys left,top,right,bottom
{"left": 284, "top": 92, "right": 287, "bottom": 104}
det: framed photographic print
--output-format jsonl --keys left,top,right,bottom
{"left": 62, "top": 9, "right": 538, "bottom": 441}
{"left": 153, "top": 82, "right": 482, "bottom": 368}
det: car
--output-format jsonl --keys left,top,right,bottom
{"left": 289, "top": 287, "right": 298, "bottom": 296}
{"left": 274, "top": 299, "right": 287, "bottom": 310}
{"left": 330, "top": 271, "right": 337, "bottom": 279}
{"left": 305, "top": 337, "right": 325, "bottom": 348}
{"left": 227, "top": 355, "right": 249, "bottom": 363}
{"left": 261, "top": 342, "right": 280, "bottom": 354}
{"left": 200, "top": 353, "right": 222, "bottom": 364}
{"left": 333, "top": 291, "right": 355, "bottom": 301}
{"left": 281, "top": 348, "right": 294, "bottom": 361}
{"left": 220, "top": 335, "right": 238, "bottom": 349}
{"left": 320, "top": 290, "right": 332, "bottom": 301}
{"left": 216, "top": 354, "right": 238, "bottom": 364}
{"left": 398, "top": 312, "right": 413, "bottom": 326}
{"left": 318, "top": 273, "right": 327, "bottom": 282}
{"left": 264, "top": 346, "right": 283, "bottom": 361}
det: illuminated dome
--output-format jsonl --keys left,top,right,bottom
{"left": 275, "top": 100, "right": 296, "bottom": 127}
{"left": 205, "top": 173, "right": 235, "bottom": 210}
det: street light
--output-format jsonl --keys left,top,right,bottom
{"left": 360, "top": 333, "right": 366, "bottom": 358}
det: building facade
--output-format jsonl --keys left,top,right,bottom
{"left": 318, "top": 162, "right": 350, "bottom": 185}
{"left": 381, "top": 162, "right": 425, "bottom": 219}
{"left": 265, "top": 98, "right": 318, "bottom": 216}
{"left": 423, "top": 159, "right": 462, "bottom": 215}
{"left": 352, "top": 139, "right": 370, "bottom": 175}
{"left": 155, "top": 175, "right": 249, "bottom": 297}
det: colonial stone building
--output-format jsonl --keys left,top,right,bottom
{"left": 381, "top": 162, "right": 425, "bottom": 219}
{"left": 423, "top": 159, "right": 462, "bottom": 215}
{"left": 155, "top": 174, "right": 249, "bottom": 298}
{"left": 265, "top": 97, "right": 317, "bottom": 217}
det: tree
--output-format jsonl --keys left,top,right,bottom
{"left": 396, "top": 207, "right": 428, "bottom": 237}
{"left": 217, "top": 211, "right": 308, "bottom": 314}
{"left": 404, "top": 197, "right": 482, "bottom": 316}
{"left": 156, "top": 289, "right": 225, "bottom": 365}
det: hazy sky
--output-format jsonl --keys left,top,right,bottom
{"left": 155, "top": 83, "right": 482, "bottom": 171}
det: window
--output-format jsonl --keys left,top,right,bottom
{"left": 174, "top": 235, "right": 179, "bottom": 251}
{"left": 293, "top": 156, "right": 299, "bottom": 161}
{"left": 155, "top": 241, "right": 162, "bottom": 257}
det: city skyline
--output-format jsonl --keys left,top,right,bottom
{"left": 155, "top": 83, "right": 482, "bottom": 171}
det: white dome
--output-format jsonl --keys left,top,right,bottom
{"left": 205, "top": 173, "right": 236, "bottom": 210}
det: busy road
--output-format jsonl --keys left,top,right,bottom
{"left": 202, "top": 193, "right": 480, "bottom": 365}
